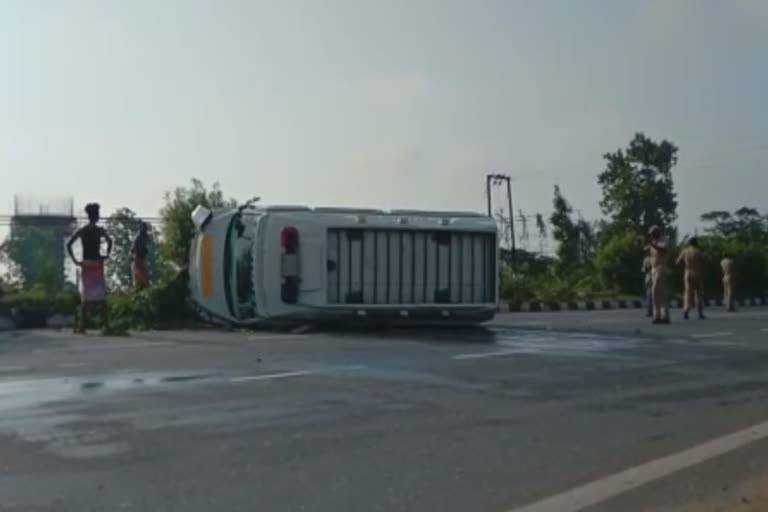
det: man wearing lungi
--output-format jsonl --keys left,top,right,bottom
{"left": 131, "top": 221, "right": 151, "bottom": 291}
{"left": 67, "top": 203, "right": 113, "bottom": 333}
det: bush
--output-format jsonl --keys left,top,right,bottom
{"left": 109, "top": 270, "right": 194, "bottom": 331}
{"left": 0, "top": 272, "right": 196, "bottom": 331}
{"left": 500, "top": 264, "right": 614, "bottom": 304}
{"left": 0, "top": 288, "right": 78, "bottom": 328}
{"left": 594, "top": 230, "right": 645, "bottom": 295}
{"left": 500, "top": 268, "right": 536, "bottom": 304}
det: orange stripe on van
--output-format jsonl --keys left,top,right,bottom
{"left": 199, "top": 234, "right": 214, "bottom": 298}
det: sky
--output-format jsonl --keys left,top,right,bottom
{"left": 1, "top": 0, "right": 767, "bottom": 236}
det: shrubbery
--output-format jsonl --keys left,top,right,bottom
{"left": 109, "top": 270, "right": 193, "bottom": 331}
{"left": 0, "top": 287, "right": 79, "bottom": 328}
{"left": 501, "top": 263, "right": 618, "bottom": 305}
{"left": 499, "top": 231, "right": 768, "bottom": 305}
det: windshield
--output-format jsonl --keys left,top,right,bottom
{"left": 224, "top": 215, "right": 256, "bottom": 320}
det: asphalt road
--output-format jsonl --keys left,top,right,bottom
{"left": 2, "top": 307, "right": 768, "bottom": 511}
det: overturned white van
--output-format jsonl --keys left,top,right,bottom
{"left": 188, "top": 202, "right": 499, "bottom": 326}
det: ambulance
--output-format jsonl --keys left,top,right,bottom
{"left": 188, "top": 201, "right": 498, "bottom": 326}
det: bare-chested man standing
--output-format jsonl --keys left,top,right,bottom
{"left": 645, "top": 226, "right": 670, "bottom": 324}
{"left": 721, "top": 253, "right": 735, "bottom": 312}
{"left": 676, "top": 237, "right": 705, "bottom": 320}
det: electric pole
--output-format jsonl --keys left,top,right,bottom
{"left": 486, "top": 174, "right": 516, "bottom": 268}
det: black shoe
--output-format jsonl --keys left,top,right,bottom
{"left": 661, "top": 317, "right": 671, "bottom": 324}
{"left": 683, "top": 311, "right": 689, "bottom": 320}
{"left": 699, "top": 314, "right": 706, "bottom": 320}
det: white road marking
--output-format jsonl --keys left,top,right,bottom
{"left": 58, "top": 362, "right": 86, "bottom": 368}
{"left": 246, "top": 334, "right": 309, "bottom": 341}
{"left": 452, "top": 350, "right": 520, "bottom": 360}
{"left": 761, "top": 328, "right": 768, "bottom": 333}
{"left": 231, "top": 370, "right": 312, "bottom": 383}
{"left": 66, "top": 341, "right": 174, "bottom": 351}
{"left": 0, "top": 366, "right": 27, "bottom": 372}
{"left": 690, "top": 332, "right": 732, "bottom": 339}
{"left": 230, "top": 365, "right": 366, "bottom": 384}
{"left": 507, "top": 417, "right": 768, "bottom": 512}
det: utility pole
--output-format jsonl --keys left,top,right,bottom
{"left": 486, "top": 175, "right": 493, "bottom": 217}
{"left": 486, "top": 174, "right": 516, "bottom": 268}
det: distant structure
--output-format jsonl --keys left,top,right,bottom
{"left": 11, "top": 195, "right": 77, "bottom": 280}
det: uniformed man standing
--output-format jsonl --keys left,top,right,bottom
{"left": 645, "top": 226, "right": 670, "bottom": 324}
{"left": 676, "top": 237, "right": 705, "bottom": 320}
{"left": 721, "top": 253, "right": 735, "bottom": 312}
{"left": 642, "top": 251, "right": 653, "bottom": 317}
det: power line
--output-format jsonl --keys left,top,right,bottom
{"left": 0, "top": 214, "right": 164, "bottom": 227}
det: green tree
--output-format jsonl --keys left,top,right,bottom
{"left": 594, "top": 230, "right": 644, "bottom": 295}
{"left": 0, "top": 226, "right": 65, "bottom": 292}
{"left": 701, "top": 207, "right": 767, "bottom": 240}
{"left": 105, "top": 208, "right": 160, "bottom": 290}
{"left": 550, "top": 185, "right": 580, "bottom": 268}
{"left": 159, "top": 179, "right": 236, "bottom": 271}
{"left": 598, "top": 132, "right": 679, "bottom": 233}
{"left": 106, "top": 208, "right": 141, "bottom": 289}
{"left": 577, "top": 219, "right": 597, "bottom": 266}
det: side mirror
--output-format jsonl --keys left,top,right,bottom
{"left": 237, "top": 196, "right": 261, "bottom": 214}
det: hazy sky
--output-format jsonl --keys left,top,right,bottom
{"left": 1, "top": 0, "right": 767, "bottom": 233}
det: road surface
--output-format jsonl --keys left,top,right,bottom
{"left": 2, "top": 307, "right": 768, "bottom": 511}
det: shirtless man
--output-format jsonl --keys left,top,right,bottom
{"left": 721, "top": 253, "right": 735, "bottom": 312}
{"left": 676, "top": 237, "right": 705, "bottom": 320}
{"left": 67, "top": 203, "right": 113, "bottom": 333}
{"left": 645, "top": 226, "right": 670, "bottom": 324}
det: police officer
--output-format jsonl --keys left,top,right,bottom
{"left": 676, "top": 237, "right": 705, "bottom": 320}
{"left": 645, "top": 226, "right": 670, "bottom": 324}
{"left": 721, "top": 253, "right": 735, "bottom": 312}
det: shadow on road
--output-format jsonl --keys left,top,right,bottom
{"left": 305, "top": 323, "right": 499, "bottom": 345}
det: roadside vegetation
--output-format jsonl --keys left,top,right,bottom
{"left": 0, "top": 133, "right": 765, "bottom": 329}
{"left": 0, "top": 179, "right": 234, "bottom": 330}
{"left": 501, "top": 133, "right": 768, "bottom": 305}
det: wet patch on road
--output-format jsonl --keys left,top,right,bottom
{"left": 0, "top": 371, "right": 226, "bottom": 460}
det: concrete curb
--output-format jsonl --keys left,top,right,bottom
{"left": 0, "top": 316, "right": 14, "bottom": 331}
{"left": 500, "top": 296, "right": 766, "bottom": 313}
